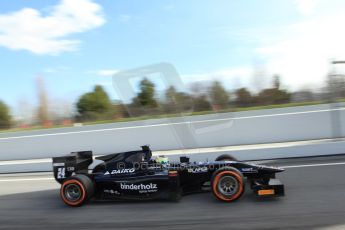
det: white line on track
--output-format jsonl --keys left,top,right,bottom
{"left": 1, "top": 161, "right": 345, "bottom": 182}
{"left": 0, "top": 159, "right": 52, "bottom": 166}
{"left": 0, "top": 107, "right": 344, "bottom": 141}
{"left": 281, "top": 162, "right": 345, "bottom": 169}
{"left": 0, "top": 178, "right": 53, "bottom": 182}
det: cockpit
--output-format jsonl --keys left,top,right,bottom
{"left": 96, "top": 145, "right": 152, "bottom": 163}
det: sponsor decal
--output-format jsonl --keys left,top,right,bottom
{"left": 241, "top": 168, "right": 258, "bottom": 173}
{"left": 258, "top": 189, "right": 275, "bottom": 195}
{"left": 120, "top": 183, "right": 158, "bottom": 193}
{"left": 66, "top": 166, "right": 75, "bottom": 171}
{"left": 104, "top": 189, "right": 120, "bottom": 195}
{"left": 187, "top": 166, "right": 208, "bottom": 173}
{"left": 104, "top": 168, "right": 135, "bottom": 175}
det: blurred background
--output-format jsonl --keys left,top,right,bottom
{"left": 0, "top": 0, "right": 344, "bottom": 136}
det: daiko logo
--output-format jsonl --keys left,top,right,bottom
{"left": 104, "top": 168, "right": 135, "bottom": 175}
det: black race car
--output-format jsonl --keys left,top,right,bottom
{"left": 52, "top": 146, "right": 285, "bottom": 207}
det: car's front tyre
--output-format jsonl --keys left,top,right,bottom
{"left": 211, "top": 167, "right": 245, "bottom": 202}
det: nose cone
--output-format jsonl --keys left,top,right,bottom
{"left": 262, "top": 165, "right": 285, "bottom": 173}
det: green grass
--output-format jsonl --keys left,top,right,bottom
{"left": 234, "top": 100, "right": 327, "bottom": 112}
{"left": 0, "top": 99, "right": 340, "bottom": 133}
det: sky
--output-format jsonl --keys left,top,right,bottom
{"left": 2, "top": 0, "right": 345, "bottom": 115}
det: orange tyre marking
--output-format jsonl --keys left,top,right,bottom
{"left": 212, "top": 171, "right": 243, "bottom": 202}
{"left": 60, "top": 179, "right": 86, "bottom": 206}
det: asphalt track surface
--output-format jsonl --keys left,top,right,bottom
{"left": 1, "top": 156, "right": 345, "bottom": 229}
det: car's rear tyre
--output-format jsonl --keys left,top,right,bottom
{"left": 60, "top": 174, "right": 94, "bottom": 207}
{"left": 211, "top": 167, "right": 245, "bottom": 202}
{"left": 215, "top": 154, "right": 237, "bottom": 161}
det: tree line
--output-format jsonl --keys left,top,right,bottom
{"left": 0, "top": 73, "right": 343, "bottom": 129}
{"left": 0, "top": 101, "right": 11, "bottom": 129}
{"left": 75, "top": 75, "right": 291, "bottom": 122}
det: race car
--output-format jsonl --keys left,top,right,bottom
{"left": 52, "top": 146, "right": 285, "bottom": 207}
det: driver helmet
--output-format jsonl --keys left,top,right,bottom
{"left": 155, "top": 155, "right": 169, "bottom": 164}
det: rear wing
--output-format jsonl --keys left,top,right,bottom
{"left": 52, "top": 151, "right": 93, "bottom": 184}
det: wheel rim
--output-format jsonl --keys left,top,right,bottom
{"left": 217, "top": 175, "right": 239, "bottom": 196}
{"left": 64, "top": 184, "right": 82, "bottom": 202}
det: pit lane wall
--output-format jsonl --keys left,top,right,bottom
{"left": 0, "top": 104, "right": 344, "bottom": 162}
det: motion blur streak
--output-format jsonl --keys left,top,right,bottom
{"left": 0, "top": 178, "right": 53, "bottom": 182}
{"left": 282, "top": 162, "right": 345, "bottom": 169}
